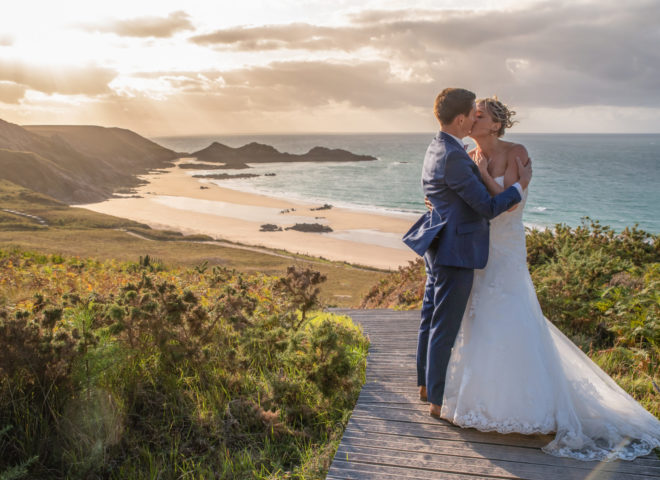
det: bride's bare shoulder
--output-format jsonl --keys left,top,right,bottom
{"left": 504, "top": 142, "right": 529, "bottom": 165}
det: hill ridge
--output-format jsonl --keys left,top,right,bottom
{"left": 0, "top": 119, "right": 179, "bottom": 203}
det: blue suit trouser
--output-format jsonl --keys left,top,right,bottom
{"left": 416, "top": 245, "right": 474, "bottom": 406}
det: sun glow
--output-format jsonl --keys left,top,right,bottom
{"left": 0, "top": 0, "right": 658, "bottom": 135}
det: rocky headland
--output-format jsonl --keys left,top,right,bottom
{"left": 191, "top": 141, "right": 376, "bottom": 169}
{"left": 0, "top": 119, "right": 179, "bottom": 203}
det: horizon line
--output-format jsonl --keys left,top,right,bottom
{"left": 15, "top": 122, "right": 660, "bottom": 138}
{"left": 151, "top": 131, "right": 660, "bottom": 137}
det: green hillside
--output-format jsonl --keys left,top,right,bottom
{"left": 0, "top": 119, "right": 178, "bottom": 203}
{"left": 24, "top": 124, "right": 180, "bottom": 172}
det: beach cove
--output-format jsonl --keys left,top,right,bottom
{"left": 80, "top": 159, "right": 419, "bottom": 270}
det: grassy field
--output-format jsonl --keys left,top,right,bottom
{"left": 0, "top": 180, "right": 385, "bottom": 308}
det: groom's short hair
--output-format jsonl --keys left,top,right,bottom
{"left": 434, "top": 88, "right": 476, "bottom": 125}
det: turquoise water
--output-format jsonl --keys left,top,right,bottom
{"left": 155, "top": 133, "right": 660, "bottom": 234}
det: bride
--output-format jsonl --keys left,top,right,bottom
{"left": 436, "top": 96, "right": 660, "bottom": 461}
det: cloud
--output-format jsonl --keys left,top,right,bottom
{"left": 80, "top": 10, "right": 193, "bottom": 38}
{"left": 0, "top": 82, "right": 26, "bottom": 104}
{"left": 188, "top": 7, "right": 548, "bottom": 53}
{"left": 218, "top": 61, "right": 430, "bottom": 110}
{"left": 188, "top": 0, "right": 660, "bottom": 109}
{"left": 190, "top": 23, "right": 357, "bottom": 51}
{"left": 0, "top": 60, "right": 117, "bottom": 96}
{"left": 121, "top": 60, "right": 433, "bottom": 112}
{"left": 4, "top": 0, "right": 658, "bottom": 134}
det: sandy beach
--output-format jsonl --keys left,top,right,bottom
{"left": 80, "top": 159, "right": 419, "bottom": 270}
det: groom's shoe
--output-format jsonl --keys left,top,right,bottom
{"left": 419, "top": 386, "right": 428, "bottom": 402}
{"left": 429, "top": 403, "right": 442, "bottom": 419}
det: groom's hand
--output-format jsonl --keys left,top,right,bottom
{"left": 425, "top": 197, "right": 433, "bottom": 211}
{"left": 516, "top": 156, "right": 532, "bottom": 190}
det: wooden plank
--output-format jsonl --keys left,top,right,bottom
{"left": 365, "top": 369, "right": 416, "bottom": 374}
{"left": 339, "top": 432, "right": 660, "bottom": 476}
{"left": 345, "top": 416, "right": 554, "bottom": 450}
{"left": 350, "top": 406, "right": 457, "bottom": 426}
{"left": 366, "top": 362, "right": 416, "bottom": 367}
{"left": 334, "top": 444, "right": 646, "bottom": 480}
{"left": 357, "top": 390, "right": 423, "bottom": 403}
{"left": 366, "top": 366, "right": 415, "bottom": 369}
{"left": 362, "top": 376, "right": 418, "bottom": 382}
{"left": 328, "top": 459, "right": 505, "bottom": 480}
{"left": 359, "top": 382, "right": 418, "bottom": 389}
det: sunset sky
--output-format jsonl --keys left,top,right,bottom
{"left": 1, "top": 0, "right": 658, "bottom": 136}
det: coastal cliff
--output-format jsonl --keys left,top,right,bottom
{"left": 0, "top": 119, "right": 179, "bottom": 203}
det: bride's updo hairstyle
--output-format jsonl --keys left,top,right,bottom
{"left": 478, "top": 96, "right": 517, "bottom": 137}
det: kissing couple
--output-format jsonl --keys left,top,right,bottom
{"left": 403, "top": 87, "right": 660, "bottom": 461}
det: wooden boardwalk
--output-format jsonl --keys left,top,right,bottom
{"left": 326, "top": 309, "right": 660, "bottom": 480}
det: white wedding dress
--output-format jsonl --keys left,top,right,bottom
{"left": 440, "top": 177, "right": 660, "bottom": 461}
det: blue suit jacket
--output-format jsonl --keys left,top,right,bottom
{"left": 403, "top": 132, "right": 521, "bottom": 269}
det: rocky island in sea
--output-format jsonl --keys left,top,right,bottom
{"left": 191, "top": 141, "right": 377, "bottom": 169}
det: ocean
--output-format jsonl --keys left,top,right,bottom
{"left": 154, "top": 133, "right": 660, "bottom": 234}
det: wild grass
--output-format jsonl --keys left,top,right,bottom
{"left": 0, "top": 250, "right": 369, "bottom": 478}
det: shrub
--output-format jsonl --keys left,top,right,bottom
{"left": 0, "top": 250, "right": 368, "bottom": 479}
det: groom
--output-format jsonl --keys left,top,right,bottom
{"left": 403, "top": 87, "right": 532, "bottom": 417}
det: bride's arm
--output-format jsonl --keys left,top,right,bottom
{"left": 473, "top": 151, "right": 506, "bottom": 196}
{"left": 503, "top": 145, "right": 530, "bottom": 211}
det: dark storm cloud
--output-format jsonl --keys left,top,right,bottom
{"left": 187, "top": 0, "right": 660, "bottom": 108}
{"left": 80, "top": 10, "right": 194, "bottom": 38}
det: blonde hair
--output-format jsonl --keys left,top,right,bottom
{"left": 478, "top": 96, "right": 517, "bottom": 137}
